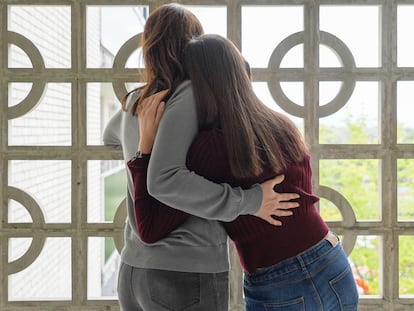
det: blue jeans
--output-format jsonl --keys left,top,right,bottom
{"left": 117, "top": 263, "right": 229, "bottom": 311}
{"left": 243, "top": 235, "right": 359, "bottom": 311}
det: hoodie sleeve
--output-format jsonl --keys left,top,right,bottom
{"left": 147, "top": 81, "right": 262, "bottom": 221}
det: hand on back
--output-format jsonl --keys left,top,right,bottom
{"left": 255, "top": 175, "right": 300, "bottom": 226}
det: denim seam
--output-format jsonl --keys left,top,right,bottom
{"left": 329, "top": 265, "right": 356, "bottom": 311}
{"left": 212, "top": 273, "right": 218, "bottom": 310}
{"left": 297, "top": 255, "right": 324, "bottom": 310}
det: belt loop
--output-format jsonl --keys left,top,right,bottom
{"left": 325, "top": 231, "right": 339, "bottom": 247}
{"left": 297, "top": 255, "right": 306, "bottom": 271}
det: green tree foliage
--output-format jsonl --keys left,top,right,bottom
{"left": 399, "top": 236, "right": 414, "bottom": 295}
{"left": 397, "top": 159, "right": 414, "bottom": 220}
{"left": 319, "top": 117, "right": 414, "bottom": 296}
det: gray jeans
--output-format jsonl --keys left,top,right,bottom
{"left": 118, "top": 262, "right": 229, "bottom": 311}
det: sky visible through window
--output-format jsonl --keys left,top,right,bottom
{"left": 100, "top": 5, "right": 413, "bottom": 131}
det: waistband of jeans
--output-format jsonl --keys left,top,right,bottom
{"left": 246, "top": 231, "right": 340, "bottom": 279}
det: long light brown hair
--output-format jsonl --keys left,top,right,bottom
{"left": 183, "top": 34, "right": 308, "bottom": 178}
{"left": 122, "top": 3, "right": 204, "bottom": 113}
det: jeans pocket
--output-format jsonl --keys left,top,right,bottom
{"left": 147, "top": 270, "right": 200, "bottom": 311}
{"left": 330, "top": 265, "right": 359, "bottom": 311}
{"left": 263, "top": 297, "right": 305, "bottom": 311}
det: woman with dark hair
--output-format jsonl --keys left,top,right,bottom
{"left": 103, "top": 4, "right": 299, "bottom": 310}
{"left": 133, "top": 34, "right": 359, "bottom": 310}
{"left": 183, "top": 34, "right": 359, "bottom": 310}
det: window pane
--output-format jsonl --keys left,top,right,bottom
{"left": 397, "top": 159, "right": 414, "bottom": 221}
{"left": 319, "top": 81, "right": 342, "bottom": 107}
{"left": 397, "top": 81, "right": 414, "bottom": 143}
{"left": 8, "top": 82, "right": 32, "bottom": 108}
{"left": 280, "top": 44, "right": 304, "bottom": 68}
{"left": 281, "top": 82, "right": 304, "bottom": 107}
{"left": 185, "top": 6, "right": 227, "bottom": 37}
{"left": 88, "top": 237, "right": 120, "bottom": 299}
{"left": 319, "top": 198, "right": 342, "bottom": 221}
{"left": 8, "top": 238, "right": 32, "bottom": 263}
{"left": 349, "top": 235, "right": 381, "bottom": 296}
{"left": 320, "top": 82, "right": 379, "bottom": 144}
{"left": 8, "top": 83, "right": 72, "bottom": 146}
{"left": 8, "top": 160, "right": 72, "bottom": 223}
{"left": 8, "top": 6, "right": 71, "bottom": 68}
{"left": 87, "top": 6, "right": 146, "bottom": 68}
{"left": 242, "top": 6, "right": 303, "bottom": 68}
{"left": 252, "top": 82, "right": 304, "bottom": 134}
{"left": 320, "top": 159, "right": 380, "bottom": 221}
{"left": 87, "top": 83, "right": 121, "bottom": 146}
{"left": 399, "top": 236, "right": 414, "bottom": 296}
{"left": 320, "top": 6, "right": 380, "bottom": 68}
{"left": 88, "top": 160, "right": 125, "bottom": 223}
{"left": 9, "top": 238, "right": 72, "bottom": 300}
{"left": 320, "top": 44, "right": 343, "bottom": 68}
{"left": 8, "top": 200, "right": 32, "bottom": 223}
{"left": 8, "top": 44, "right": 32, "bottom": 68}
{"left": 397, "top": 5, "right": 414, "bottom": 67}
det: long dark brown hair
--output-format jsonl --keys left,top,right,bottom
{"left": 121, "top": 3, "right": 204, "bottom": 113}
{"left": 183, "top": 34, "right": 308, "bottom": 178}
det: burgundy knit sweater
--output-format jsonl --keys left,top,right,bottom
{"left": 128, "top": 128, "right": 328, "bottom": 272}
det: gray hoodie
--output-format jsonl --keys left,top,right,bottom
{"left": 103, "top": 80, "right": 262, "bottom": 273}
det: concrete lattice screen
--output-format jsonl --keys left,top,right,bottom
{"left": 1, "top": 1, "right": 414, "bottom": 310}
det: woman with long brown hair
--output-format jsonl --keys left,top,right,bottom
{"left": 132, "top": 34, "right": 359, "bottom": 310}
{"left": 103, "top": 4, "right": 299, "bottom": 310}
{"left": 183, "top": 34, "right": 359, "bottom": 310}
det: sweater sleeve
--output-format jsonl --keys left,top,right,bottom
{"left": 102, "top": 108, "right": 122, "bottom": 149}
{"left": 147, "top": 81, "right": 262, "bottom": 221}
{"left": 127, "top": 157, "right": 190, "bottom": 244}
